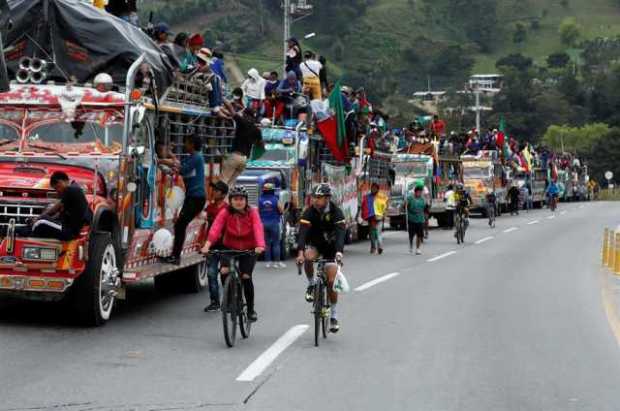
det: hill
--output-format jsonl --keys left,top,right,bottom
{"left": 139, "top": 0, "right": 620, "bottom": 105}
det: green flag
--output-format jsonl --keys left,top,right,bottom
{"left": 499, "top": 114, "right": 506, "bottom": 133}
{"left": 328, "top": 81, "right": 347, "bottom": 148}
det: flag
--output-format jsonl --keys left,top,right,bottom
{"left": 497, "top": 114, "right": 506, "bottom": 147}
{"left": 329, "top": 81, "right": 347, "bottom": 148}
{"left": 317, "top": 81, "right": 347, "bottom": 161}
{"left": 522, "top": 145, "right": 532, "bottom": 171}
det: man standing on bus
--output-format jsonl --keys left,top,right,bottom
{"left": 162, "top": 134, "right": 206, "bottom": 265}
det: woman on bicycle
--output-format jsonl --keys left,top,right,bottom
{"left": 201, "top": 186, "right": 265, "bottom": 322}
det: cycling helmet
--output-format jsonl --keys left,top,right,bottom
{"left": 229, "top": 185, "right": 248, "bottom": 199}
{"left": 263, "top": 183, "right": 275, "bottom": 192}
{"left": 312, "top": 183, "right": 332, "bottom": 197}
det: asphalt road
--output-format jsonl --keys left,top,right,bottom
{"left": 2, "top": 202, "right": 620, "bottom": 411}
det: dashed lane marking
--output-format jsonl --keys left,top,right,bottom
{"left": 503, "top": 227, "right": 519, "bottom": 233}
{"left": 474, "top": 236, "right": 494, "bottom": 245}
{"left": 560, "top": 211, "right": 567, "bottom": 215}
{"left": 527, "top": 220, "right": 540, "bottom": 225}
{"left": 355, "top": 272, "right": 400, "bottom": 292}
{"left": 236, "top": 325, "right": 309, "bottom": 382}
{"left": 547, "top": 215, "right": 556, "bottom": 220}
{"left": 427, "top": 251, "right": 457, "bottom": 263}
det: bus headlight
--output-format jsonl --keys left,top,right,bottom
{"left": 22, "top": 247, "right": 58, "bottom": 262}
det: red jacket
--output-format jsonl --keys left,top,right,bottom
{"left": 208, "top": 206, "right": 265, "bottom": 250}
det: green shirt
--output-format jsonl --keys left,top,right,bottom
{"left": 406, "top": 195, "right": 427, "bottom": 224}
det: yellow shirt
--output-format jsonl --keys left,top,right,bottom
{"left": 93, "top": 0, "right": 106, "bottom": 9}
{"left": 374, "top": 192, "right": 388, "bottom": 218}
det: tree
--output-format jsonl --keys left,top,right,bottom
{"left": 559, "top": 17, "right": 581, "bottom": 47}
{"left": 585, "top": 127, "right": 620, "bottom": 183}
{"left": 513, "top": 22, "right": 527, "bottom": 44}
{"left": 496, "top": 53, "right": 533, "bottom": 71}
{"left": 547, "top": 52, "right": 570, "bottom": 68}
{"left": 542, "top": 123, "right": 609, "bottom": 154}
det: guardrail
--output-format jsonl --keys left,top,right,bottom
{"left": 602, "top": 227, "right": 620, "bottom": 274}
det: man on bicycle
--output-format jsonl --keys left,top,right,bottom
{"left": 296, "top": 183, "right": 346, "bottom": 333}
{"left": 454, "top": 183, "right": 472, "bottom": 232}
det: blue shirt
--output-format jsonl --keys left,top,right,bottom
{"left": 258, "top": 193, "right": 281, "bottom": 224}
{"left": 180, "top": 152, "right": 206, "bottom": 198}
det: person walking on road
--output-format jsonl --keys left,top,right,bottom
{"left": 406, "top": 185, "right": 427, "bottom": 255}
{"left": 162, "top": 134, "right": 206, "bottom": 265}
{"left": 203, "top": 181, "right": 229, "bottom": 313}
{"left": 259, "top": 183, "right": 286, "bottom": 269}
{"left": 361, "top": 183, "right": 388, "bottom": 255}
{"left": 508, "top": 184, "right": 520, "bottom": 216}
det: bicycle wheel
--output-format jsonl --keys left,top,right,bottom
{"left": 321, "top": 283, "right": 328, "bottom": 339}
{"left": 238, "top": 281, "right": 251, "bottom": 339}
{"left": 221, "top": 275, "right": 238, "bottom": 348}
{"left": 313, "top": 281, "right": 323, "bottom": 347}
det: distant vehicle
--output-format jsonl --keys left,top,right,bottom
{"left": 461, "top": 150, "right": 510, "bottom": 215}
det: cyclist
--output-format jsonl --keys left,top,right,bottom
{"left": 485, "top": 188, "right": 497, "bottom": 227}
{"left": 201, "top": 186, "right": 265, "bottom": 322}
{"left": 546, "top": 180, "right": 560, "bottom": 211}
{"left": 454, "top": 183, "right": 472, "bottom": 234}
{"left": 296, "top": 183, "right": 346, "bottom": 333}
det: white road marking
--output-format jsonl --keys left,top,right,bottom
{"left": 427, "top": 251, "right": 457, "bottom": 262}
{"left": 503, "top": 227, "right": 519, "bottom": 233}
{"left": 354, "top": 272, "right": 400, "bottom": 292}
{"left": 547, "top": 215, "right": 556, "bottom": 220}
{"left": 560, "top": 211, "right": 567, "bottom": 215}
{"left": 236, "top": 324, "right": 309, "bottom": 382}
{"left": 474, "top": 236, "right": 494, "bottom": 245}
{"left": 527, "top": 220, "right": 540, "bottom": 225}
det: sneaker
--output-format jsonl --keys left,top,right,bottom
{"left": 265, "top": 262, "right": 272, "bottom": 269}
{"left": 416, "top": 248, "right": 422, "bottom": 255}
{"left": 378, "top": 247, "right": 383, "bottom": 255}
{"left": 370, "top": 248, "right": 376, "bottom": 255}
{"left": 203, "top": 301, "right": 220, "bottom": 312}
{"left": 161, "top": 256, "right": 180, "bottom": 265}
{"left": 276, "top": 262, "right": 287, "bottom": 269}
{"left": 248, "top": 310, "right": 258, "bottom": 322}
{"left": 329, "top": 318, "right": 340, "bottom": 333}
{"left": 305, "top": 285, "right": 315, "bottom": 302}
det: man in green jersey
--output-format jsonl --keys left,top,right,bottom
{"left": 406, "top": 185, "right": 428, "bottom": 255}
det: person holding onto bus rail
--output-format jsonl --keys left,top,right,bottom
{"left": 162, "top": 134, "right": 206, "bottom": 266}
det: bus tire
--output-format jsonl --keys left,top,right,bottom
{"left": 181, "top": 259, "right": 208, "bottom": 293}
{"left": 73, "top": 232, "right": 119, "bottom": 327}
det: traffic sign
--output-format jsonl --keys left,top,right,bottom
{"left": 605, "top": 171, "right": 613, "bottom": 180}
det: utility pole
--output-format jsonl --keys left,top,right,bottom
{"left": 283, "top": 0, "right": 291, "bottom": 75}
{"left": 474, "top": 87, "right": 481, "bottom": 133}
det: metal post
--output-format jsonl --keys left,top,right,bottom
{"left": 283, "top": 0, "right": 291, "bottom": 75}
{"left": 475, "top": 89, "right": 481, "bottom": 133}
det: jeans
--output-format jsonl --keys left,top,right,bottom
{"left": 221, "top": 152, "right": 247, "bottom": 187}
{"left": 207, "top": 255, "right": 220, "bottom": 302}
{"left": 263, "top": 222, "right": 281, "bottom": 262}
{"left": 369, "top": 217, "right": 384, "bottom": 250}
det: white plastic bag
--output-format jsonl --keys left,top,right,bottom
{"left": 333, "top": 266, "right": 351, "bottom": 294}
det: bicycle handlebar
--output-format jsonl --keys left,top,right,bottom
{"left": 207, "top": 250, "right": 256, "bottom": 257}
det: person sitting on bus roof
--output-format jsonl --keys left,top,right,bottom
{"left": 276, "top": 71, "right": 302, "bottom": 102}
{"left": 179, "top": 34, "right": 204, "bottom": 73}
{"left": 18, "top": 172, "right": 92, "bottom": 241}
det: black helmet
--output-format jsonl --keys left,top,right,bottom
{"left": 229, "top": 185, "right": 248, "bottom": 199}
{"left": 312, "top": 183, "right": 332, "bottom": 197}
{"left": 211, "top": 180, "right": 229, "bottom": 194}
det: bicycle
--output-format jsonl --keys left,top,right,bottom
{"left": 298, "top": 258, "right": 338, "bottom": 347}
{"left": 208, "top": 250, "right": 255, "bottom": 348}
{"left": 454, "top": 208, "right": 467, "bottom": 244}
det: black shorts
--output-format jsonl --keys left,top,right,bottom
{"left": 408, "top": 222, "right": 424, "bottom": 237}
{"left": 219, "top": 249, "right": 257, "bottom": 276}
{"left": 306, "top": 244, "right": 337, "bottom": 261}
